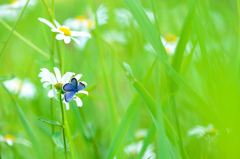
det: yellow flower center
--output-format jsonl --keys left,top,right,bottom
{"left": 206, "top": 128, "right": 217, "bottom": 135}
{"left": 10, "top": 0, "right": 18, "bottom": 5}
{"left": 59, "top": 27, "right": 71, "bottom": 36}
{"left": 54, "top": 83, "right": 64, "bottom": 93}
{"left": 165, "top": 48, "right": 170, "bottom": 54}
{"left": 164, "top": 33, "right": 178, "bottom": 42}
{"left": 87, "top": 20, "right": 95, "bottom": 29}
{"left": 75, "top": 15, "right": 88, "bottom": 22}
{"left": 4, "top": 135, "right": 15, "bottom": 141}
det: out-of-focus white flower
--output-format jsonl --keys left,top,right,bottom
{"left": 3, "top": 77, "right": 36, "bottom": 99}
{"left": 38, "top": 67, "right": 75, "bottom": 100}
{"left": 114, "top": 8, "right": 154, "bottom": 29}
{"left": 62, "top": 76, "right": 88, "bottom": 110}
{"left": 38, "top": 18, "right": 91, "bottom": 44}
{"left": 124, "top": 141, "right": 156, "bottom": 159}
{"left": 0, "top": 134, "right": 31, "bottom": 147}
{"left": 103, "top": 30, "right": 127, "bottom": 44}
{"left": 64, "top": 4, "right": 108, "bottom": 31}
{"left": 63, "top": 4, "right": 108, "bottom": 50}
{"left": 124, "top": 129, "right": 156, "bottom": 159}
{"left": 188, "top": 123, "right": 218, "bottom": 138}
{"left": 0, "top": 0, "right": 37, "bottom": 21}
{"left": 144, "top": 33, "right": 179, "bottom": 55}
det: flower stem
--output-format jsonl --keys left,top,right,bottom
{"left": 59, "top": 94, "right": 68, "bottom": 159}
{"left": 61, "top": 41, "right": 65, "bottom": 75}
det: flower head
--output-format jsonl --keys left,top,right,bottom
{"left": 38, "top": 18, "right": 91, "bottom": 44}
{"left": 64, "top": 4, "right": 108, "bottom": 31}
{"left": 0, "top": 134, "right": 31, "bottom": 147}
{"left": 188, "top": 123, "right": 218, "bottom": 138}
{"left": 0, "top": 0, "right": 37, "bottom": 21}
{"left": 124, "top": 129, "right": 156, "bottom": 159}
{"left": 3, "top": 77, "right": 37, "bottom": 99}
{"left": 63, "top": 4, "right": 108, "bottom": 50}
{"left": 38, "top": 67, "right": 75, "bottom": 99}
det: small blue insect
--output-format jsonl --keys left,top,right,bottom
{"left": 62, "top": 77, "right": 86, "bottom": 102}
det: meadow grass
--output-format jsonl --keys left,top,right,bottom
{"left": 0, "top": 0, "right": 239, "bottom": 158}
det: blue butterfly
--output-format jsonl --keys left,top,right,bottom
{"left": 62, "top": 77, "right": 86, "bottom": 102}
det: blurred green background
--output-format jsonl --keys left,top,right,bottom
{"left": 0, "top": 0, "right": 239, "bottom": 158}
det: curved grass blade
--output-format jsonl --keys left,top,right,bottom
{"left": 1, "top": 83, "right": 43, "bottom": 159}
{"left": 0, "top": 0, "right": 30, "bottom": 58}
{"left": 122, "top": 0, "right": 167, "bottom": 59}
{"left": 118, "top": 60, "right": 176, "bottom": 148}
{"left": 106, "top": 59, "right": 157, "bottom": 159}
{"left": 0, "top": 19, "right": 50, "bottom": 59}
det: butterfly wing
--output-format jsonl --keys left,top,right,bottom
{"left": 63, "top": 78, "right": 78, "bottom": 92}
{"left": 64, "top": 91, "right": 76, "bottom": 102}
{"left": 62, "top": 83, "right": 75, "bottom": 92}
{"left": 77, "top": 82, "right": 86, "bottom": 91}
{"left": 71, "top": 78, "right": 78, "bottom": 88}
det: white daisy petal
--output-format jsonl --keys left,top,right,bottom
{"left": 43, "top": 82, "right": 51, "bottom": 88}
{"left": 51, "top": 28, "right": 62, "bottom": 34}
{"left": 81, "top": 81, "right": 87, "bottom": 86}
{"left": 6, "top": 139, "right": 13, "bottom": 146}
{"left": 54, "top": 20, "right": 61, "bottom": 28}
{"left": 71, "top": 37, "right": 80, "bottom": 44}
{"left": 64, "top": 36, "right": 71, "bottom": 44}
{"left": 78, "top": 90, "right": 88, "bottom": 96}
{"left": 54, "top": 67, "right": 61, "bottom": 83}
{"left": 56, "top": 34, "right": 65, "bottom": 40}
{"left": 48, "top": 89, "right": 54, "bottom": 98}
{"left": 62, "top": 72, "right": 75, "bottom": 83}
{"left": 71, "top": 31, "right": 91, "bottom": 38}
{"left": 38, "top": 18, "right": 56, "bottom": 29}
{"left": 75, "top": 74, "right": 82, "bottom": 81}
{"left": 74, "top": 97, "right": 83, "bottom": 107}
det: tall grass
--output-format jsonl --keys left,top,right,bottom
{"left": 0, "top": 0, "right": 239, "bottom": 158}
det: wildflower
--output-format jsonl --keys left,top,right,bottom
{"left": 124, "top": 129, "right": 156, "bottom": 159}
{"left": 64, "top": 4, "right": 108, "bottom": 31}
{"left": 0, "top": 0, "right": 37, "bottom": 21}
{"left": 188, "top": 123, "right": 218, "bottom": 138}
{"left": 63, "top": 4, "right": 108, "bottom": 49}
{"left": 0, "top": 134, "right": 31, "bottom": 147}
{"left": 38, "top": 67, "right": 75, "bottom": 99}
{"left": 3, "top": 77, "right": 37, "bottom": 99}
{"left": 144, "top": 33, "right": 179, "bottom": 55}
{"left": 63, "top": 77, "right": 88, "bottom": 110}
{"left": 38, "top": 18, "right": 91, "bottom": 44}
{"left": 103, "top": 30, "right": 127, "bottom": 44}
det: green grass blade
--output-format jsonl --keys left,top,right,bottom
{"left": 0, "top": 0, "right": 30, "bottom": 58}
{"left": 122, "top": 0, "right": 167, "bottom": 59}
{"left": 118, "top": 60, "right": 176, "bottom": 146}
{"left": 137, "top": 123, "right": 156, "bottom": 159}
{"left": 106, "top": 59, "right": 157, "bottom": 159}
{"left": 0, "top": 19, "right": 50, "bottom": 59}
{"left": 1, "top": 83, "right": 43, "bottom": 159}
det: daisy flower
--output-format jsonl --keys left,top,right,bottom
{"left": 0, "top": 134, "right": 31, "bottom": 147}
{"left": 62, "top": 77, "right": 88, "bottom": 110}
{"left": 103, "top": 30, "right": 127, "bottom": 45}
{"left": 0, "top": 0, "right": 37, "bottom": 21}
{"left": 63, "top": 4, "right": 108, "bottom": 49}
{"left": 64, "top": 4, "right": 108, "bottom": 31}
{"left": 38, "top": 67, "right": 75, "bottom": 100}
{"left": 124, "top": 129, "right": 156, "bottom": 159}
{"left": 144, "top": 33, "right": 180, "bottom": 55}
{"left": 188, "top": 123, "right": 218, "bottom": 138}
{"left": 38, "top": 18, "right": 91, "bottom": 44}
{"left": 3, "top": 77, "right": 37, "bottom": 99}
